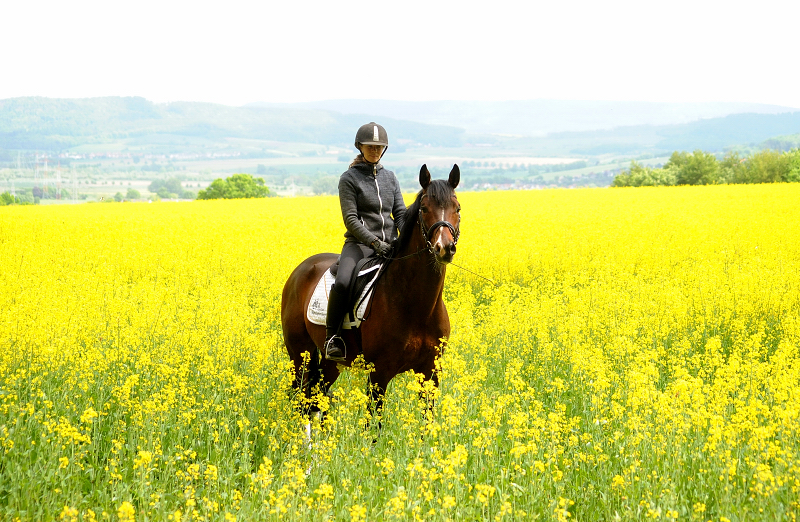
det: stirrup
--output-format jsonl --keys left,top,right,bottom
{"left": 324, "top": 335, "right": 346, "bottom": 362}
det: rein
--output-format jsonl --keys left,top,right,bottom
{"left": 359, "top": 210, "right": 458, "bottom": 320}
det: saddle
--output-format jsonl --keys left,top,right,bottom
{"left": 307, "top": 255, "right": 385, "bottom": 329}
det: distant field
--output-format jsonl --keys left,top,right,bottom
{"left": 2, "top": 147, "right": 615, "bottom": 196}
{"left": 390, "top": 155, "right": 582, "bottom": 169}
{"left": 532, "top": 156, "right": 671, "bottom": 181}
{"left": 0, "top": 138, "right": 673, "bottom": 198}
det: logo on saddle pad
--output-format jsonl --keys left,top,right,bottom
{"left": 307, "top": 262, "right": 382, "bottom": 329}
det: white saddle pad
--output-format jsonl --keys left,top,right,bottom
{"left": 307, "top": 264, "right": 381, "bottom": 329}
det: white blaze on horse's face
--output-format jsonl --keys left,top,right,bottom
{"left": 433, "top": 209, "right": 447, "bottom": 255}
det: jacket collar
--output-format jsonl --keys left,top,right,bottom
{"left": 352, "top": 162, "right": 383, "bottom": 175}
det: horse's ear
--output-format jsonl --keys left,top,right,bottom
{"left": 448, "top": 164, "right": 460, "bottom": 189}
{"left": 419, "top": 164, "right": 431, "bottom": 189}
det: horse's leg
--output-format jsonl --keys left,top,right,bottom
{"left": 368, "top": 380, "right": 386, "bottom": 427}
{"left": 366, "top": 371, "right": 391, "bottom": 435}
{"left": 294, "top": 349, "right": 344, "bottom": 450}
{"left": 415, "top": 355, "right": 440, "bottom": 422}
{"left": 309, "top": 357, "right": 338, "bottom": 423}
{"left": 287, "top": 334, "right": 319, "bottom": 411}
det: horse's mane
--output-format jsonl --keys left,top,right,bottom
{"left": 395, "top": 179, "right": 454, "bottom": 254}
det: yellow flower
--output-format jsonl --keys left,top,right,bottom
{"left": 59, "top": 505, "right": 78, "bottom": 522}
{"left": 475, "top": 484, "right": 496, "bottom": 505}
{"left": 4, "top": 184, "right": 800, "bottom": 518}
{"left": 204, "top": 464, "right": 218, "bottom": 482}
{"left": 117, "top": 501, "right": 135, "bottom": 522}
{"left": 133, "top": 451, "right": 152, "bottom": 470}
{"left": 314, "top": 483, "right": 334, "bottom": 500}
{"left": 349, "top": 504, "right": 367, "bottom": 522}
{"left": 80, "top": 407, "right": 99, "bottom": 424}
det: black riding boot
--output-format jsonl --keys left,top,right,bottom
{"left": 324, "top": 286, "right": 348, "bottom": 361}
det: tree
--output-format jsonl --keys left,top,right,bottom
{"left": 719, "top": 152, "right": 746, "bottom": 183}
{"left": 612, "top": 161, "right": 676, "bottom": 187}
{"left": 312, "top": 176, "right": 339, "bottom": 195}
{"left": 114, "top": 192, "right": 124, "bottom": 202}
{"left": 196, "top": 174, "right": 269, "bottom": 200}
{"left": 743, "top": 150, "right": 789, "bottom": 183}
{"left": 675, "top": 150, "right": 719, "bottom": 185}
{"left": 0, "top": 192, "right": 17, "bottom": 205}
{"left": 787, "top": 149, "right": 800, "bottom": 182}
{"left": 613, "top": 148, "right": 800, "bottom": 188}
{"left": 126, "top": 188, "right": 141, "bottom": 200}
{"left": 148, "top": 177, "right": 193, "bottom": 199}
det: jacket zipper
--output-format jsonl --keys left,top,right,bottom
{"left": 373, "top": 164, "right": 386, "bottom": 242}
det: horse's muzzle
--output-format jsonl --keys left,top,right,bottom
{"left": 434, "top": 241, "right": 457, "bottom": 264}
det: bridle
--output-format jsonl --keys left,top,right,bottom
{"left": 381, "top": 192, "right": 460, "bottom": 262}
{"left": 418, "top": 193, "right": 460, "bottom": 253}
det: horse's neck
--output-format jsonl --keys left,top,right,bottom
{"left": 385, "top": 228, "right": 446, "bottom": 315}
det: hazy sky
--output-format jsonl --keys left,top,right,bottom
{"left": 4, "top": 0, "right": 799, "bottom": 108}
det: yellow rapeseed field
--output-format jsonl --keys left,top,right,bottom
{"left": 1, "top": 184, "right": 799, "bottom": 521}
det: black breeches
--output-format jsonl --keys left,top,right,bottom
{"left": 333, "top": 242, "right": 373, "bottom": 295}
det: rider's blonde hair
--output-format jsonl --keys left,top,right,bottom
{"left": 349, "top": 154, "right": 367, "bottom": 168}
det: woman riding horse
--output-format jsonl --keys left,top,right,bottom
{"left": 324, "top": 122, "right": 407, "bottom": 361}
{"left": 282, "top": 161, "right": 460, "bottom": 426}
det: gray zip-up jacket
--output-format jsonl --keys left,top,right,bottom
{"left": 339, "top": 162, "right": 406, "bottom": 246}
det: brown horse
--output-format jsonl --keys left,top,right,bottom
{"left": 281, "top": 164, "right": 461, "bottom": 422}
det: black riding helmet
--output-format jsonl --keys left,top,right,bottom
{"left": 355, "top": 122, "right": 389, "bottom": 161}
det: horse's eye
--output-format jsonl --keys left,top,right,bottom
{"left": 421, "top": 206, "right": 428, "bottom": 213}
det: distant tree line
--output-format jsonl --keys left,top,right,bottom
{"left": 312, "top": 176, "right": 339, "bottom": 196}
{"left": 0, "top": 192, "right": 33, "bottom": 205}
{"left": 612, "top": 149, "right": 800, "bottom": 187}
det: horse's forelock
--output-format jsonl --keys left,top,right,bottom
{"left": 425, "top": 179, "right": 455, "bottom": 208}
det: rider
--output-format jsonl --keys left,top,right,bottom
{"left": 324, "top": 122, "right": 407, "bottom": 361}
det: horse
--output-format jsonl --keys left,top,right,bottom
{"left": 281, "top": 164, "right": 461, "bottom": 427}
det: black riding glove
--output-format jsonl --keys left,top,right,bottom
{"left": 371, "top": 239, "right": 392, "bottom": 257}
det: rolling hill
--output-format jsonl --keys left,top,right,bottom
{"left": 2, "top": 97, "right": 799, "bottom": 159}
{"left": 0, "top": 97, "right": 464, "bottom": 151}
